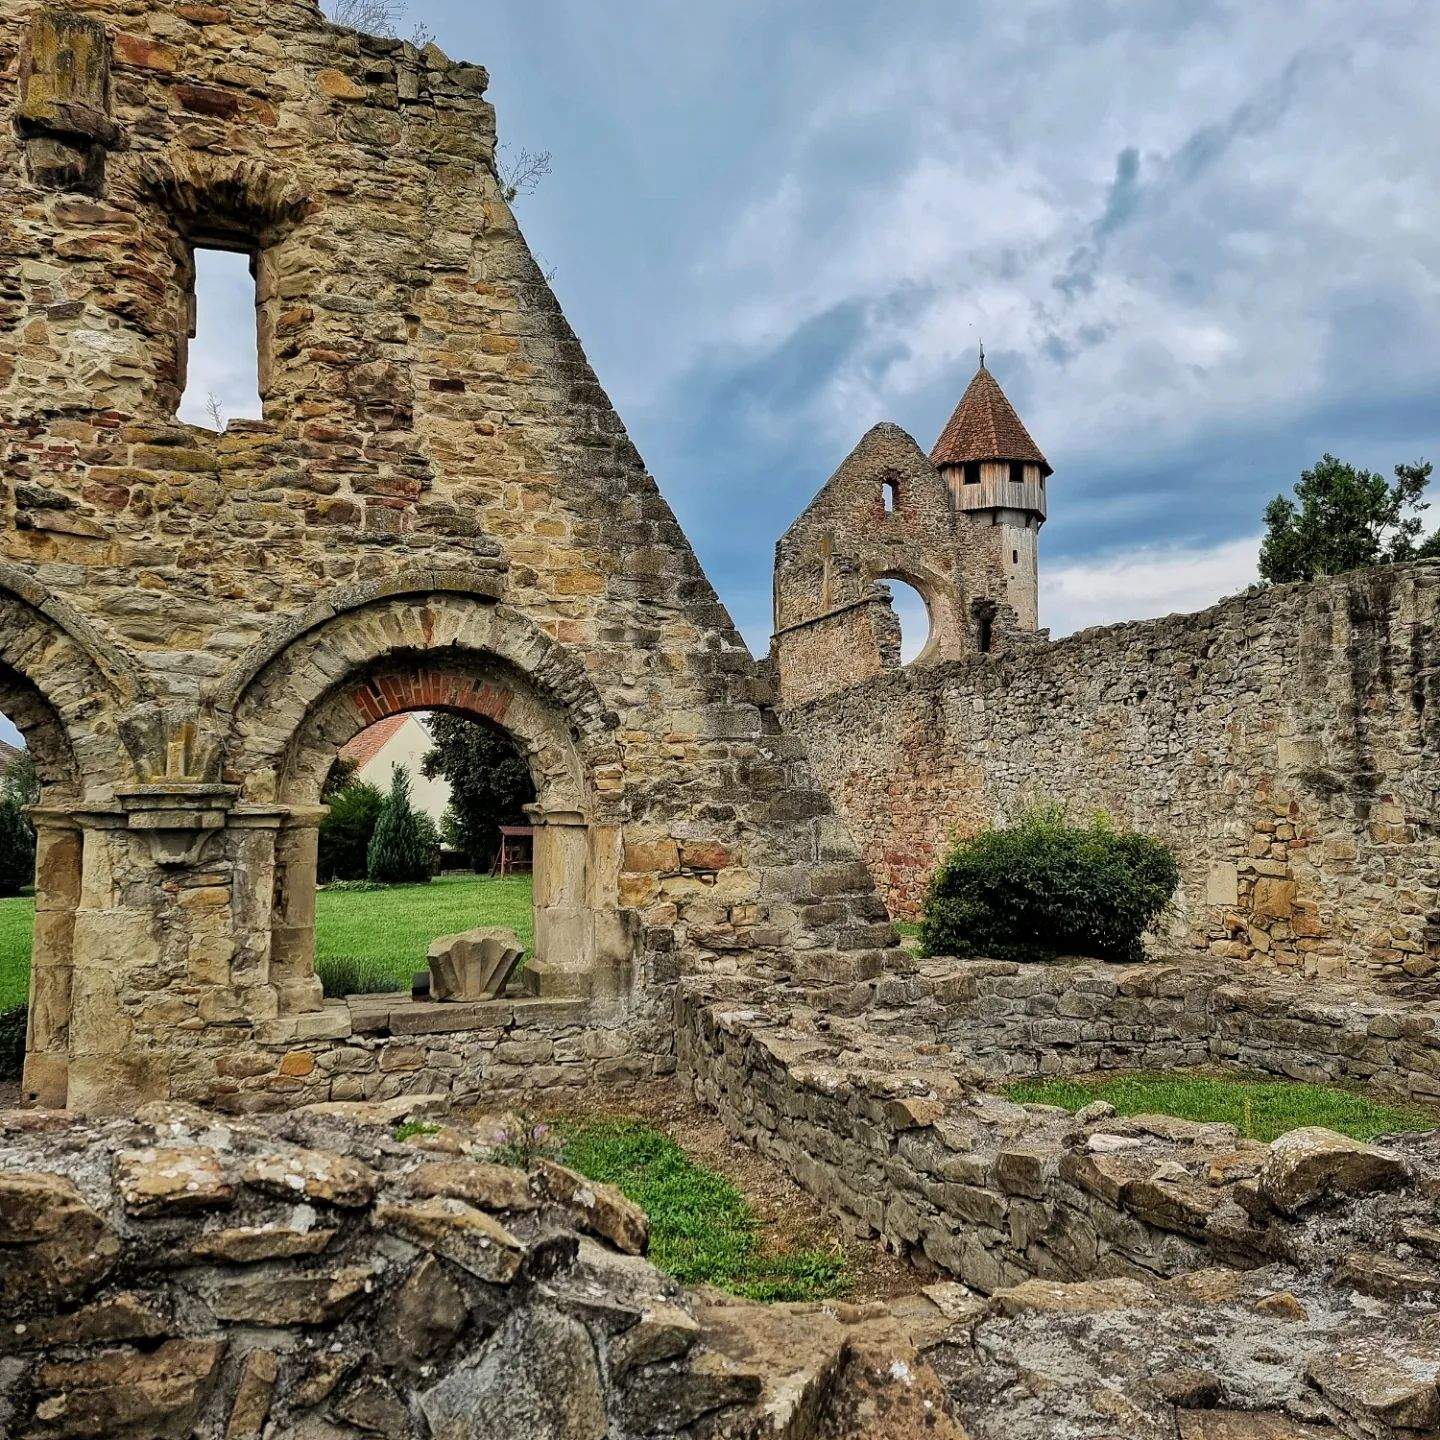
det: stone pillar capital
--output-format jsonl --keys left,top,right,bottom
{"left": 524, "top": 804, "right": 589, "bottom": 829}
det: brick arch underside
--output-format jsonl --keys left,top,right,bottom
{"left": 0, "top": 590, "right": 138, "bottom": 802}
{"left": 224, "top": 596, "right": 616, "bottom": 812}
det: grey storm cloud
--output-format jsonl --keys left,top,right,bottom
{"left": 180, "top": 0, "right": 1440, "bottom": 655}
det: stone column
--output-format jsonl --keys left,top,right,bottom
{"left": 526, "top": 806, "right": 594, "bottom": 999}
{"left": 21, "top": 813, "right": 82, "bottom": 1110}
{"left": 268, "top": 808, "right": 327, "bottom": 1015}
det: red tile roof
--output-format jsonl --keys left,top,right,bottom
{"left": 339, "top": 713, "right": 414, "bottom": 771}
{"left": 931, "top": 365, "right": 1052, "bottom": 476}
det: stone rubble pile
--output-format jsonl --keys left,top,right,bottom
{"left": 0, "top": 1104, "right": 958, "bottom": 1440}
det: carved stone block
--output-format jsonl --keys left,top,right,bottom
{"left": 16, "top": 9, "right": 119, "bottom": 193}
{"left": 427, "top": 927, "right": 527, "bottom": 1002}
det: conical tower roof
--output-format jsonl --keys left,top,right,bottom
{"left": 931, "top": 364, "right": 1051, "bottom": 477}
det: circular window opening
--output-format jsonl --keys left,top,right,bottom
{"left": 880, "top": 579, "right": 933, "bottom": 665}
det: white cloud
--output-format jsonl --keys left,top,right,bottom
{"left": 1041, "top": 533, "right": 1261, "bottom": 637}
{"left": 694, "top": 0, "right": 1440, "bottom": 469}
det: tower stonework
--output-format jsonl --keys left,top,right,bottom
{"left": 0, "top": 0, "right": 900, "bottom": 1114}
{"left": 931, "top": 362, "right": 1051, "bottom": 633}
{"left": 771, "top": 362, "right": 1051, "bottom": 706}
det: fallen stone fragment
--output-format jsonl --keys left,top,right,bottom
{"left": 1306, "top": 1339, "right": 1440, "bottom": 1431}
{"left": 209, "top": 1267, "right": 374, "bottom": 1327}
{"left": 404, "top": 1159, "right": 537, "bottom": 1212}
{"left": 186, "top": 1223, "right": 338, "bottom": 1264}
{"left": 225, "top": 1348, "right": 278, "bottom": 1440}
{"left": 0, "top": 1172, "right": 119, "bottom": 1309}
{"left": 1, "top": 1293, "right": 168, "bottom": 1353}
{"left": 1335, "top": 1249, "right": 1440, "bottom": 1301}
{"left": 242, "top": 1147, "right": 378, "bottom": 1208}
{"left": 428, "top": 926, "right": 526, "bottom": 1001}
{"left": 380, "top": 1255, "right": 470, "bottom": 1366}
{"left": 421, "top": 1308, "right": 607, "bottom": 1440}
{"left": 992, "top": 1276, "right": 1158, "bottom": 1317}
{"left": 374, "top": 1197, "right": 524, "bottom": 1282}
{"left": 1258, "top": 1127, "right": 1408, "bottom": 1215}
{"left": 532, "top": 1160, "right": 649, "bottom": 1255}
{"left": 30, "top": 1338, "right": 225, "bottom": 1438}
{"left": 114, "top": 1147, "right": 235, "bottom": 1217}
{"left": 610, "top": 1304, "right": 703, "bottom": 1377}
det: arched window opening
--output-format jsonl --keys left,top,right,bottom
{"left": 313, "top": 710, "right": 539, "bottom": 1001}
{"left": 178, "top": 244, "right": 262, "bottom": 430}
{"left": 0, "top": 712, "right": 38, "bottom": 1086}
{"left": 879, "top": 579, "right": 934, "bottom": 666}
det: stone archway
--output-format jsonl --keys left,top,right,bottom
{"left": 0, "top": 577, "right": 146, "bottom": 1110}
{"left": 222, "top": 592, "right": 628, "bottom": 1015}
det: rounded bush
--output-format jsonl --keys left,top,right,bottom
{"left": 920, "top": 805, "right": 1180, "bottom": 964}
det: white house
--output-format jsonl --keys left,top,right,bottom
{"left": 339, "top": 713, "right": 452, "bottom": 825}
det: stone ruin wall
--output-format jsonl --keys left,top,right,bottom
{"left": 784, "top": 561, "right": 1440, "bottom": 986}
{"left": 0, "top": 0, "right": 900, "bottom": 1115}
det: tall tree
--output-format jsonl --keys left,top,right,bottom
{"left": 367, "top": 765, "right": 434, "bottom": 885}
{"left": 422, "top": 714, "right": 536, "bottom": 872}
{"left": 0, "top": 749, "right": 38, "bottom": 898}
{"left": 1260, "top": 455, "right": 1437, "bottom": 584}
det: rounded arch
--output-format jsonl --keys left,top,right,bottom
{"left": 872, "top": 567, "right": 945, "bottom": 670}
{"left": 223, "top": 592, "right": 620, "bottom": 811}
{"left": 0, "top": 570, "right": 147, "bottom": 801}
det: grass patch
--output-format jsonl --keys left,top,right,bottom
{"left": 0, "top": 878, "right": 536, "bottom": 1004}
{"left": 560, "top": 1119, "right": 848, "bottom": 1303}
{"left": 316, "top": 873, "right": 534, "bottom": 996}
{"left": 1008, "top": 1071, "right": 1436, "bottom": 1143}
{"left": 0, "top": 896, "right": 33, "bottom": 1012}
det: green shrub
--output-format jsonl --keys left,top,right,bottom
{"left": 367, "top": 766, "right": 434, "bottom": 886}
{"left": 317, "top": 955, "right": 409, "bottom": 999}
{"left": 920, "top": 804, "right": 1180, "bottom": 964}
{"left": 0, "top": 801, "right": 34, "bottom": 900}
{"left": 319, "top": 781, "right": 384, "bottom": 883}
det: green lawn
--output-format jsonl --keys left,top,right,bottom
{"left": 316, "top": 874, "right": 533, "bottom": 995}
{"left": 1009, "top": 1071, "right": 1436, "bottom": 1143}
{"left": 0, "top": 896, "right": 32, "bottom": 1011}
{"left": 560, "top": 1119, "right": 849, "bottom": 1303}
{"left": 0, "top": 875, "right": 534, "bottom": 1008}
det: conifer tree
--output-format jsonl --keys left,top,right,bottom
{"left": 366, "top": 764, "right": 433, "bottom": 885}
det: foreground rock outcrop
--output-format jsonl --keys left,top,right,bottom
{"left": 0, "top": 1105, "right": 960, "bottom": 1439}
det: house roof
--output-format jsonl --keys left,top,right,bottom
{"left": 340, "top": 713, "right": 416, "bottom": 772}
{"left": 931, "top": 365, "right": 1052, "bottom": 476}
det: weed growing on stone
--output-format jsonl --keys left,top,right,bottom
{"left": 560, "top": 1119, "right": 849, "bottom": 1303}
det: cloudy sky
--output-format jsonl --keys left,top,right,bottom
{"left": 183, "top": 0, "right": 1438, "bottom": 662}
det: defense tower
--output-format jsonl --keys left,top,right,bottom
{"left": 931, "top": 359, "right": 1052, "bottom": 631}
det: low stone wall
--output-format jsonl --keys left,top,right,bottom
{"left": 880, "top": 956, "right": 1440, "bottom": 1102}
{"left": 679, "top": 975, "right": 1440, "bottom": 1296}
{"left": 205, "top": 993, "right": 672, "bottom": 1114}
{"left": 784, "top": 561, "right": 1440, "bottom": 985}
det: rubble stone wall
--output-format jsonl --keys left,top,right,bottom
{"left": 785, "top": 562, "right": 1440, "bottom": 984}
{"left": 884, "top": 957, "right": 1440, "bottom": 1102}
{"left": 0, "top": 0, "right": 899, "bottom": 1114}
{"left": 0, "top": 1104, "right": 964, "bottom": 1440}
{"left": 679, "top": 975, "right": 1440, "bottom": 1329}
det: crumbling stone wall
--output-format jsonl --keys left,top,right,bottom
{"left": 678, "top": 974, "right": 1440, "bottom": 1436}
{"left": 785, "top": 562, "right": 1440, "bottom": 984}
{"left": 0, "top": 1103, "right": 964, "bottom": 1439}
{"left": 0, "top": 0, "right": 899, "bottom": 1114}
{"left": 771, "top": 424, "right": 1021, "bottom": 708}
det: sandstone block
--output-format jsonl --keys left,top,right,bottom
{"left": 532, "top": 1160, "right": 649, "bottom": 1256}
{"left": 242, "top": 1147, "right": 378, "bottom": 1208}
{"left": 428, "top": 926, "right": 526, "bottom": 1001}
{"left": 115, "top": 1147, "right": 235, "bottom": 1217}
{"left": 374, "top": 1197, "right": 524, "bottom": 1282}
{"left": 1258, "top": 1127, "right": 1409, "bottom": 1215}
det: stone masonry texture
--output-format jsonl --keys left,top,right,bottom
{"left": 0, "top": 0, "right": 900, "bottom": 1115}
{"left": 784, "top": 561, "right": 1440, "bottom": 985}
